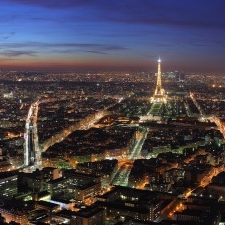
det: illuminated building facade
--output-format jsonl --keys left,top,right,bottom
{"left": 96, "top": 186, "right": 172, "bottom": 222}
{"left": 0, "top": 208, "right": 28, "bottom": 225}
{"left": 71, "top": 206, "right": 105, "bottom": 225}
{"left": 0, "top": 174, "right": 18, "bottom": 200}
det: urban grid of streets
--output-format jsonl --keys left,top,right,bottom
{"left": 24, "top": 94, "right": 225, "bottom": 210}
{"left": 2, "top": 71, "right": 225, "bottom": 223}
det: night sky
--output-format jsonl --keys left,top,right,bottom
{"left": 0, "top": 0, "right": 225, "bottom": 72}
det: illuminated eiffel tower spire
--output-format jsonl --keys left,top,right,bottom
{"left": 155, "top": 57, "right": 162, "bottom": 95}
{"left": 151, "top": 57, "right": 167, "bottom": 103}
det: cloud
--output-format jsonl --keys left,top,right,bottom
{"left": 0, "top": 50, "right": 36, "bottom": 57}
{"left": 54, "top": 49, "right": 107, "bottom": 55}
{"left": 0, "top": 58, "right": 15, "bottom": 61}
{"left": 0, "top": 42, "right": 128, "bottom": 54}
{"left": 3, "top": 0, "right": 225, "bottom": 31}
{"left": 1, "top": 32, "right": 16, "bottom": 40}
{"left": 84, "top": 50, "right": 107, "bottom": 55}
{"left": 100, "top": 1, "right": 225, "bottom": 30}
{"left": 5, "top": 0, "right": 92, "bottom": 9}
{"left": 188, "top": 39, "right": 225, "bottom": 48}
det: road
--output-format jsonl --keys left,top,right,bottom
{"left": 190, "top": 92, "right": 225, "bottom": 138}
{"left": 128, "top": 127, "right": 148, "bottom": 159}
{"left": 24, "top": 101, "right": 42, "bottom": 170}
{"left": 40, "top": 110, "right": 109, "bottom": 152}
{"left": 190, "top": 92, "right": 204, "bottom": 116}
{"left": 210, "top": 116, "right": 225, "bottom": 138}
{"left": 157, "top": 163, "right": 223, "bottom": 221}
{"left": 184, "top": 100, "right": 191, "bottom": 117}
{"left": 40, "top": 100, "right": 123, "bottom": 152}
{"left": 112, "top": 164, "right": 132, "bottom": 186}
{"left": 112, "top": 127, "right": 148, "bottom": 186}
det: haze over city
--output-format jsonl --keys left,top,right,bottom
{"left": 0, "top": 0, "right": 225, "bottom": 72}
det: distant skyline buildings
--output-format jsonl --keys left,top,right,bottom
{"left": 0, "top": 1, "right": 225, "bottom": 72}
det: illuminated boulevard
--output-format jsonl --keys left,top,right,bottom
{"left": 24, "top": 101, "right": 42, "bottom": 170}
{"left": 40, "top": 99, "right": 123, "bottom": 152}
{"left": 190, "top": 91, "right": 225, "bottom": 138}
{"left": 112, "top": 127, "right": 149, "bottom": 186}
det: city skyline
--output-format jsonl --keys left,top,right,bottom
{"left": 1, "top": 59, "right": 225, "bottom": 223}
{"left": 0, "top": 0, "right": 225, "bottom": 72}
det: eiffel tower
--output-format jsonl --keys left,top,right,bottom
{"left": 151, "top": 58, "right": 167, "bottom": 103}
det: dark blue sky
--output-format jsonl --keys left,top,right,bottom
{"left": 0, "top": 0, "right": 225, "bottom": 72}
